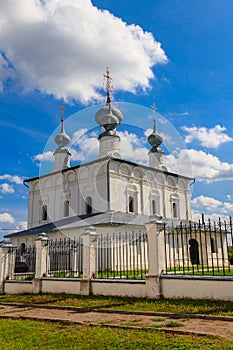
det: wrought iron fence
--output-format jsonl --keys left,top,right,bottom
{"left": 9, "top": 244, "right": 36, "bottom": 280}
{"left": 164, "top": 218, "right": 233, "bottom": 276}
{"left": 47, "top": 237, "right": 83, "bottom": 278}
{"left": 97, "top": 231, "right": 148, "bottom": 280}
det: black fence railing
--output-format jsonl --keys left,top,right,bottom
{"left": 97, "top": 231, "right": 148, "bottom": 280}
{"left": 47, "top": 237, "right": 83, "bottom": 278}
{"left": 164, "top": 218, "right": 233, "bottom": 276}
{"left": 10, "top": 244, "right": 36, "bottom": 280}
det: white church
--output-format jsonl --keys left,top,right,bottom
{"left": 7, "top": 69, "right": 193, "bottom": 246}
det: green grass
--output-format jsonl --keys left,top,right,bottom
{"left": 97, "top": 269, "right": 148, "bottom": 279}
{"left": 165, "top": 321, "right": 184, "bottom": 328}
{"left": 151, "top": 317, "right": 165, "bottom": 322}
{"left": 1, "top": 319, "right": 232, "bottom": 349}
{"left": 1, "top": 293, "right": 233, "bottom": 316}
{"left": 51, "top": 271, "right": 83, "bottom": 278}
{"left": 13, "top": 273, "right": 35, "bottom": 281}
{"left": 166, "top": 266, "right": 233, "bottom": 276}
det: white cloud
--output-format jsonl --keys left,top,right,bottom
{"left": 165, "top": 148, "right": 233, "bottom": 182}
{"left": 191, "top": 195, "right": 233, "bottom": 222}
{"left": 0, "top": 183, "right": 15, "bottom": 194}
{"left": 16, "top": 221, "right": 27, "bottom": 230}
{"left": 70, "top": 129, "right": 99, "bottom": 162}
{"left": 119, "top": 131, "right": 148, "bottom": 164}
{"left": 72, "top": 129, "right": 149, "bottom": 165}
{"left": 33, "top": 151, "right": 54, "bottom": 161}
{"left": 182, "top": 125, "right": 233, "bottom": 148}
{"left": 0, "top": 0, "right": 167, "bottom": 103}
{"left": 0, "top": 174, "right": 23, "bottom": 184}
{"left": 0, "top": 212, "right": 15, "bottom": 224}
{"left": 192, "top": 195, "right": 222, "bottom": 211}
{"left": 71, "top": 128, "right": 88, "bottom": 146}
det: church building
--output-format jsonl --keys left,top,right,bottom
{"left": 7, "top": 69, "right": 193, "bottom": 246}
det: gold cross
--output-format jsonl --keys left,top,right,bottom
{"left": 58, "top": 102, "right": 66, "bottom": 119}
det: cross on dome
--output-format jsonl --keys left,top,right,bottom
{"left": 151, "top": 103, "right": 157, "bottom": 133}
{"left": 104, "top": 67, "right": 113, "bottom": 103}
{"left": 55, "top": 102, "right": 70, "bottom": 149}
{"left": 58, "top": 102, "right": 66, "bottom": 121}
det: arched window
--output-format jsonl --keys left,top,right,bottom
{"left": 152, "top": 199, "right": 156, "bottom": 215}
{"left": 129, "top": 196, "right": 134, "bottom": 213}
{"left": 42, "top": 205, "right": 47, "bottom": 221}
{"left": 172, "top": 202, "right": 177, "bottom": 218}
{"left": 210, "top": 237, "right": 217, "bottom": 253}
{"left": 64, "top": 200, "right": 69, "bottom": 217}
{"left": 127, "top": 184, "right": 138, "bottom": 214}
{"left": 20, "top": 243, "right": 26, "bottom": 254}
{"left": 150, "top": 189, "right": 160, "bottom": 216}
{"left": 86, "top": 196, "right": 92, "bottom": 214}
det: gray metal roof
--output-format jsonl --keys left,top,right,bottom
{"left": 4, "top": 212, "right": 101, "bottom": 238}
{"left": 5, "top": 212, "right": 150, "bottom": 238}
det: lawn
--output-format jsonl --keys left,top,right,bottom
{"left": 165, "top": 266, "right": 233, "bottom": 276}
{"left": 0, "top": 319, "right": 232, "bottom": 350}
{"left": 1, "top": 293, "right": 233, "bottom": 316}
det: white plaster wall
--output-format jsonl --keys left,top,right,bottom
{"left": 161, "top": 277, "right": 233, "bottom": 301}
{"left": 91, "top": 280, "right": 147, "bottom": 298}
{"left": 110, "top": 176, "right": 130, "bottom": 212}
{"left": 41, "top": 279, "right": 81, "bottom": 294}
{"left": 4, "top": 281, "right": 33, "bottom": 294}
{"left": 27, "top": 159, "right": 192, "bottom": 229}
{"left": 28, "top": 160, "right": 110, "bottom": 228}
{"left": 4, "top": 278, "right": 233, "bottom": 301}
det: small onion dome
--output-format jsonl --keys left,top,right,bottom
{"left": 148, "top": 119, "right": 163, "bottom": 152}
{"left": 55, "top": 119, "right": 70, "bottom": 148}
{"left": 95, "top": 102, "right": 123, "bottom": 127}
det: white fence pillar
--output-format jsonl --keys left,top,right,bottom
{"left": 82, "top": 226, "right": 98, "bottom": 280}
{"left": 80, "top": 226, "right": 97, "bottom": 295}
{"left": 33, "top": 233, "right": 48, "bottom": 294}
{"left": 145, "top": 221, "right": 165, "bottom": 298}
{"left": 35, "top": 233, "right": 49, "bottom": 278}
{"left": 0, "top": 242, "right": 14, "bottom": 294}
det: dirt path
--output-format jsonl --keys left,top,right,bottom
{"left": 1, "top": 304, "right": 233, "bottom": 341}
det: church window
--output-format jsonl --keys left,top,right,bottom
{"left": 172, "top": 202, "right": 177, "bottom": 218}
{"left": 152, "top": 200, "right": 156, "bottom": 215}
{"left": 64, "top": 200, "right": 69, "bottom": 217}
{"left": 150, "top": 189, "right": 160, "bottom": 216}
{"left": 20, "top": 243, "right": 26, "bottom": 254}
{"left": 210, "top": 237, "right": 217, "bottom": 253}
{"left": 86, "top": 196, "right": 92, "bottom": 214}
{"left": 42, "top": 205, "right": 47, "bottom": 221}
{"left": 129, "top": 196, "right": 134, "bottom": 213}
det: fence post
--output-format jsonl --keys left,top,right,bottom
{"left": 33, "top": 233, "right": 48, "bottom": 294}
{"left": 0, "top": 242, "right": 14, "bottom": 294}
{"left": 145, "top": 220, "right": 165, "bottom": 298}
{"left": 80, "top": 226, "right": 97, "bottom": 296}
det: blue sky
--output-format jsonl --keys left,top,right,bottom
{"left": 0, "top": 0, "right": 233, "bottom": 238}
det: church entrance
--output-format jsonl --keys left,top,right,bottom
{"left": 189, "top": 238, "right": 199, "bottom": 265}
